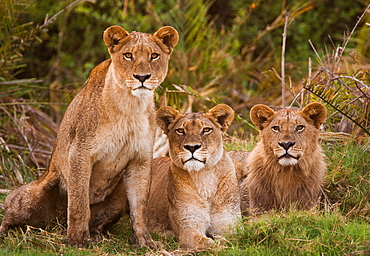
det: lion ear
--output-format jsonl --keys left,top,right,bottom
{"left": 103, "top": 26, "right": 129, "bottom": 53}
{"left": 156, "top": 106, "right": 180, "bottom": 134}
{"left": 153, "top": 26, "right": 179, "bottom": 54}
{"left": 301, "top": 102, "right": 327, "bottom": 129}
{"left": 250, "top": 104, "right": 275, "bottom": 130}
{"left": 208, "top": 104, "right": 234, "bottom": 132}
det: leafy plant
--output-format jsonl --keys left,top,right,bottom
{"left": 301, "top": 5, "right": 370, "bottom": 136}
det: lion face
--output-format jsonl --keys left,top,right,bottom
{"left": 156, "top": 104, "right": 234, "bottom": 171}
{"left": 250, "top": 103, "right": 327, "bottom": 166}
{"left": 103, "top": 26, "right": 178, "bottom": 97}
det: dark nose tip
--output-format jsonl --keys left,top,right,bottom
{"left": 184, "top": 144, "right": 201, "bottom": 153}
{"left": 278, "top": 141, "right": 295, "bottom": 150}
{"left": 133, "top": 74, "right": 151, "bottom": 83}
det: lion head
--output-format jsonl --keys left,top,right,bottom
{"left": 103, "top": 25, "right": 178, "bottom": 97}
{"left": 156, "top": 104, "right": 234, "bottom": 172}
{"left": 250, "top": 102, "right": 327, "bottom": 166}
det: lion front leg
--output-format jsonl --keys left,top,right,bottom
{"left": 168, "top": 190, "right": 214, "bottom": 250}
{"left": 65, "top": 159, "right": 91, "bottom": 247}
{"left": 124, "top": 156, "right": 155, "bottom": 248}
{"left": 210, "top": 177, "right": 241, "bottom": 236}
{"left": 171, "top": 206, "right": 215, "bottom": 250}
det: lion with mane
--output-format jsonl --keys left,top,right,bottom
{"left": 239, "top": 102, "right": 327, "bottom": 214}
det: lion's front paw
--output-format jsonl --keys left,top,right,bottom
{"left": 196, "top": 236, "right": 215, "bottom": 250}
{"left": 133, "top": 231, "right": 161, "bottom": 249}
{"left": 66, "top": 230, "right": 91, "bottom": 248}
{"left": 180, "top": 233, "right": 215, "bottom": 250}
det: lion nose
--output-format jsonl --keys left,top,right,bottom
{"left": 184, "top": 144, "right": 201, "bottom": 153}
{"left": 133, "top": 74, "right": 151, "bottom": 83}
{"left": 278, "top": 141, "right": 295, "bottom": 150}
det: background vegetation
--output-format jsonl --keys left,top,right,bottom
{"left": 0, "top": 0, "right": 369, "bottom": 255}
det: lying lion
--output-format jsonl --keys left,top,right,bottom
{"left": 147, "top": 104, "right": 241, "bottom": 250}
{"left": 0, "top": 25, "right": 178, "bottom": 247}
{"left": 239, "top": 102, "right": 327, "bottom": 214}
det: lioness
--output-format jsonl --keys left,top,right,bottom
{"left": 0, "top": 25, "right": 178, "bottom": 247}
{"left": 240, "top": 102, "right": 327, "bottom": 214}
{"left": 147, "top": 104, "right": 241, "bottom": 250}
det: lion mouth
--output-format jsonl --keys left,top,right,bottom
{"left": 183, "top": 157, "right": 206, "bottom": 164}
{"left": 278, "top": 153, "right": 299, "bottom": 160}
{"left": 133, "top": 85, "right": 152, "bottom": 91}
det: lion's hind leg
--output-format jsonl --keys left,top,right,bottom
{"left": 0, "top": 171, "right": 61, "bottom": 236}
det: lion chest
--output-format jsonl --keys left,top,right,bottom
{"left": 89, "top": 113, "right": 154, "bottom": 203}
{"left": 189, "top": 169, "right": 218, "bottom": 200}
{"left": 250, "top": 161, "right": 318, "bottom": 210}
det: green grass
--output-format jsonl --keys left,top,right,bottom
{"left": 0, "top": 212, "right": 368, "bottom": 255}
{"left": 324, "top": 140, "right": 370, "bottom": 222}
{"left": 0, "top": 140, "right": 369, "bottom": 255}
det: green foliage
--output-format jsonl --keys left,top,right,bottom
{"left": 305, "top": 70, "right": 370, "bottom": 136}
{"left": 286, "top": 0, "right": 364, "bottom": 65}
{"left": 302, "top": 8, "right": 370, "bottom": 136}
{"left": 0, "top": 146, "right": 36, "bottom": 188}
{"left": 324, "top": 141, "right": 370, "bottom": 221}
{"left": 0, "top": 0, "right": 44, "bottom": 100}
{"left": 0, "top": 0, "right": 39, "bottom": 81}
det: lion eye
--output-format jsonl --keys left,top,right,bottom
{"left": 271, "top": 126, "right": 280, "bottom": 132}
{"left": 123, "top": 52, "right": 133, "bottom": 60}
{"left": 150, "top": 53, "right": 160, "bottom": 60}
{"left": 202, "top": 127, "right": 212, "bottom": 134}
{"left": 296, "top": 125, "right": 305, "bottom": 132}
{"left": 175, "top": 128, "right": 185, "bottom": 135}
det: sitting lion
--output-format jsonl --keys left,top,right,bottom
{"left": 0, "top": 25, "right": 178, "bottom": 247}
{"left": 147, "top": 104, "right": 241, "bottom": 250}
{"left": 239, "top": 102, "right": 327, "bottom": 214}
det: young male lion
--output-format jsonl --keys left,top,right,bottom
{"left": 147, "top": 104, "right": 241, "bottom": 250}
{"left": 0, "top": 25, "right": 178, "bottom": 247}
{"left": 239, "top": 102, "right": 327, "bottom": 214}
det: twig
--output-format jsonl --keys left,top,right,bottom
{"left": 305, "top": 86, "right": 370, "bottom": 136}
{"left": 281, "top": 12, "right": 290, "bottom": 108}
{"left": 338, "top": 4, "right": 370, "bottom": 66}
{"left": 0, "top": 189, "right": 12, "bottom": 194}
{"left": 306, "top": 57, "right": 312, "bottom": 105}
{"left": 0, "top": 102, "right": 68, "bottom": 106}
{"left": 7, "top": 145, "right": 52, "bottom": 155}
{"left": 40, "top": 0, "right": 90, "bottom": 29}
{"left": 0, "top": 79, "right": 43, "bottom": 85}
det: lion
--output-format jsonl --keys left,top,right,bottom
{"left": 239, "top": 102, "right": 327, "bottom": 214}
{"left": 0, "top": 25, "right": 178, "bottom": 247}
{"left": 146, "top": 104, "right": 241, "bottom": 250}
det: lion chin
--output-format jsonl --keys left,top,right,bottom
{"left": 183, "top": 159, "right": 205, "bottom": 171}
{"left": 132, "top": 86, "right": 153, "bottom": 97}
{"left": 278, "top": 156, "right": 298, "bottom": 166}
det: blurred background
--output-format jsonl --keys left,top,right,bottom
{"left": 0, "top": 0, "right": 369, "bottom": 176}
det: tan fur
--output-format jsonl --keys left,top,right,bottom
{"left": 240, "top": 102, "right": 327, "bottom": 214}
{"left": 147, "top": 104, "right": 241, "bottom": 250}
{"left": 227, "top": 150, "right": 250, "bottom": 214}
{"left": 0, "top": 26, "right": 178, "bottom": 247}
